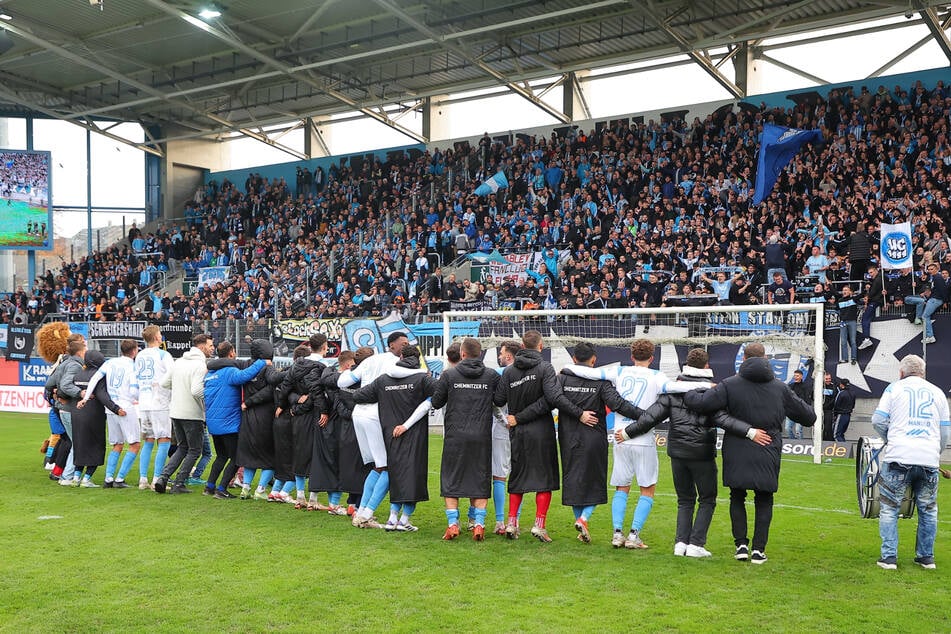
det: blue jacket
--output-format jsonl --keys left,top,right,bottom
{"left": 203, "top": 358, "right": 265, "bottom": 435}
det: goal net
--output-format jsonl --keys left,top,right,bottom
{"left": 442, "top": 303, "right": 826, "bottom": 463}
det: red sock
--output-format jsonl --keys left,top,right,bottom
{"left": 535, "top": 491, "right": 552, "bottom": 527}
{"left": 52, "top": 465, "right": 63, "bottom": 477}
{"left": 508, "top": 493, "right": 523, "bottom": 521}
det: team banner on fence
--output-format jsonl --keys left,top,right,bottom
{"left": 87, "top": 321, "right": 146, "bottom": 340}
{"left": 879, "top": 222, "right": 913, "bottom": 269}
{"left": 197, "top": 266, "right": 231, "bottom": 289}
{"left": 272, "top": 318, "right": 345, "bottom": 357}
{"left": 5, "top": 325, "right": 34, "bottom": 362}
{"left": 157, "top": 322, "right": 195, "bottom": 358}
{"left": 489, "top": 252, "right": 532, "bottom": 285}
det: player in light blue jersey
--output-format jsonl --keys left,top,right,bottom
{"left": 871, "top": 354, "right": 951, "bottom": 570}
{"left": 569, "top": 338, "right": 694, "bottom": 549}
{"left": 80, "top": 339, "right": 140, "bottom": 488}
{"left": 135, "top": 325, "right": 174, "bottom": 489}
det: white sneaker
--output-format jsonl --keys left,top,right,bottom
{"left": 923, "top": 336, "right": 936, "bottom": 344}
{"left": 624, "top": 530, "right": 648, "bottom": 549}
{"left": 80, "top": 478, "right": 99, "bottom": 488}
{"left": 59, "top": 476, "right": 79, "bottom": 487}
{"left": 138, "top": 477, "right": 150, "bottom": 490}
{"left": 674, "top": 542, "right": 688, "bottom": 556}
{"left": 858, "top": 339, "right": 873, "bottom": 350}
{"left": 611, "top": 530, "right": 625, "bottom": 548}
{"left": 686, "top": 544, "right": 713, "bottom": 558}
{"left": 44, "top": 462, "right": 55, "bottom": 471}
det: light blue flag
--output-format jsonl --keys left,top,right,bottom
{"left": 474, "top": 171, "right": 508, "bottom": 197}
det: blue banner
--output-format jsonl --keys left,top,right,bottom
{"left": 753, "top": 124, "right": 823, "bottom": 205}
{"left": 19, "top": 359, "right": 53, "bottom": 386}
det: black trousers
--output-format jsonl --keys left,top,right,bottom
{"left": 208, "top": 433, "right": 239, "bottom": 489}
{"left": 729, "top": 488, "right": 774, "bottom": 552}
{"left": 162, "top": 419, "right": 204, "bottom": 486}
{"left": 670, "top": 457, "right": 718, "bottom": 547}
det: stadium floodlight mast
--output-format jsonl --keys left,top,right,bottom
{"left": 443, "top": 303, "right": 826, "bottom": 464}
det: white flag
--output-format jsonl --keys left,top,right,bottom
{"left": 879, "top": 222, "right": 912, "bottom": 269}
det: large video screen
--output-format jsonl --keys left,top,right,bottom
{"left": 0, "top": 149, "right": 52, "bottom": 250}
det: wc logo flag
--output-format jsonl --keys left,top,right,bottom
{"left": 879, "top": 222, "right": 913, "bottom": 269}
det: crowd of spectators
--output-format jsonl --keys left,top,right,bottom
{"left": 4, "top": 77, "right": 951, "bottom": 330}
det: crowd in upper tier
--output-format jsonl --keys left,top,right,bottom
{"left": 4, "top": 78, "right": 951, "bottom": 326}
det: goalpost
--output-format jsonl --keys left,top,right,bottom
{"left": 442, "top": 303, "right": 826, "bottom": 464}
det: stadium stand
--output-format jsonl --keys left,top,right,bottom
{"left": 5, "top": 78, "right": 950, "bottom": 328}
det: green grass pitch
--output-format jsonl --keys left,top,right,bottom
{"left": 1, "top": 411, "right": 948, "bottom": 633}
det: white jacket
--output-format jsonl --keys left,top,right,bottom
{"left": 161, "top": 347, "right": 208, "bottom": 421}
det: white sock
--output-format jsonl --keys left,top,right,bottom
{"left": 399, "top": 513, "right": 411, "bottom": 525}
{"left": 388, "top": 510, "right": 399, "bottom": 524}
{"left": 256, "top": 485, "right": 266, "bottom": 493}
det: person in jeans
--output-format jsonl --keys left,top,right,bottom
{"left": 871, "top": 354, "right": 950, "bottom": 570}
{"left": 155, "top": 334, "right": 214, "bottom": 494}
{"left": 904, "top": 263, "right": 946, "bottom": 344}
{"left": 835, "top": 285, "right": 859, "bottom": 365}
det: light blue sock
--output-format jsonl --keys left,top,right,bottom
{"left": 271, "top": 479, "right": 284, "bottom": 494}
{"left": 446, "top": 508, "right": 460, "bottom": 527}
{"left": 582, "top": 505, "right": 596, "bottom": 521}
{"left": 153, "top": 441, "right": 170, "bottom": 480}
{"left": 400, "top": 503, "right": 416, "bottom": 518}
{"left": 329, "top": 491, "right": 342, "bottom": 506}
{"left": 294, "top": 476, "right": 306, "bottom": 494}
{"left": 493, "top": 480, "right": 506, "bottom": 522}
{"left": 139, "top": 441, "right": 154, "bottom": 479}
{"left": 389, "top": 503, "right": 401, "bottom": 516}
{"left": 105, "top": 450, "right": 121, "bottom": 480}
{"left": 366, "top": 471, "right": 390, "bottom": 512}
{"left": 243, "top": 468, "right": 256, "bottom": 487}
{"left": 473, "top": 507, "right": 487, "bottom": 528}
{"left": 611, "top": 490, "right": 629, "bottom": 531}
{"left": 117, "top": 451, "right": 137, "bottom": 480}
{"left": 572, "top": 505, "right": 584, "bottom": 520}
{"left": 45, "top": 444, "right": 55, "bottom": 460}
{"left": 259, "top": 469, "right": 274, "bottom": 489}
{"left": 74, "top": 469, "right": 83, "bottom": 480}
{"left": 361, "top": 470, "right": 380, "bottom": 508}
{"left": 282, "top": 481, "right": 294, "bottom": 494}
{"left": 631, "top": 495, "right": 654, "bottom": 532}
{"left": 467, "top": 506, "right": 476, "bottom": 521}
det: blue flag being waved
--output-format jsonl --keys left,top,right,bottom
{"left": 753, "top": 124, "right": 823, "bottom": 205}
{"left": 474, "top": 170, "right": 508, "bottom": 197}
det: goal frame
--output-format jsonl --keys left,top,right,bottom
{"left": 442, "top": 303, "right": 826, "bottom": 464}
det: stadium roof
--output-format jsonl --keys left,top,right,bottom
{"left": 0, "top": 0, "right": 949, "bottom": 156}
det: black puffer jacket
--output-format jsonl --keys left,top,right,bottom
{"left": 684, "top": 356, "right": 815, "bottom": 491}
{"left": 623, "top": 368, "right": 752, "bottom": 461}
{"left": 280, "top": 357, "right": 327, "bottom": 416}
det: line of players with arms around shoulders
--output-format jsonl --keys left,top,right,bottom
{"left": 59, "top": 316, "right": 907, "bottom": 565}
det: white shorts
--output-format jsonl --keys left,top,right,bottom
{"left": 352, "top": 403, "right": 387, "bottom": 468}
{"left": 139, "top": 410, "right": 171, "bottom": 439}
{"left": 491, "top": 421, "right": 511, "bottom": 479}
{"left": 107, "top": 406, "right": 140, "bottom": 445}
{"left": 610, "top": 442, "right": 659, "bottom": 488}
